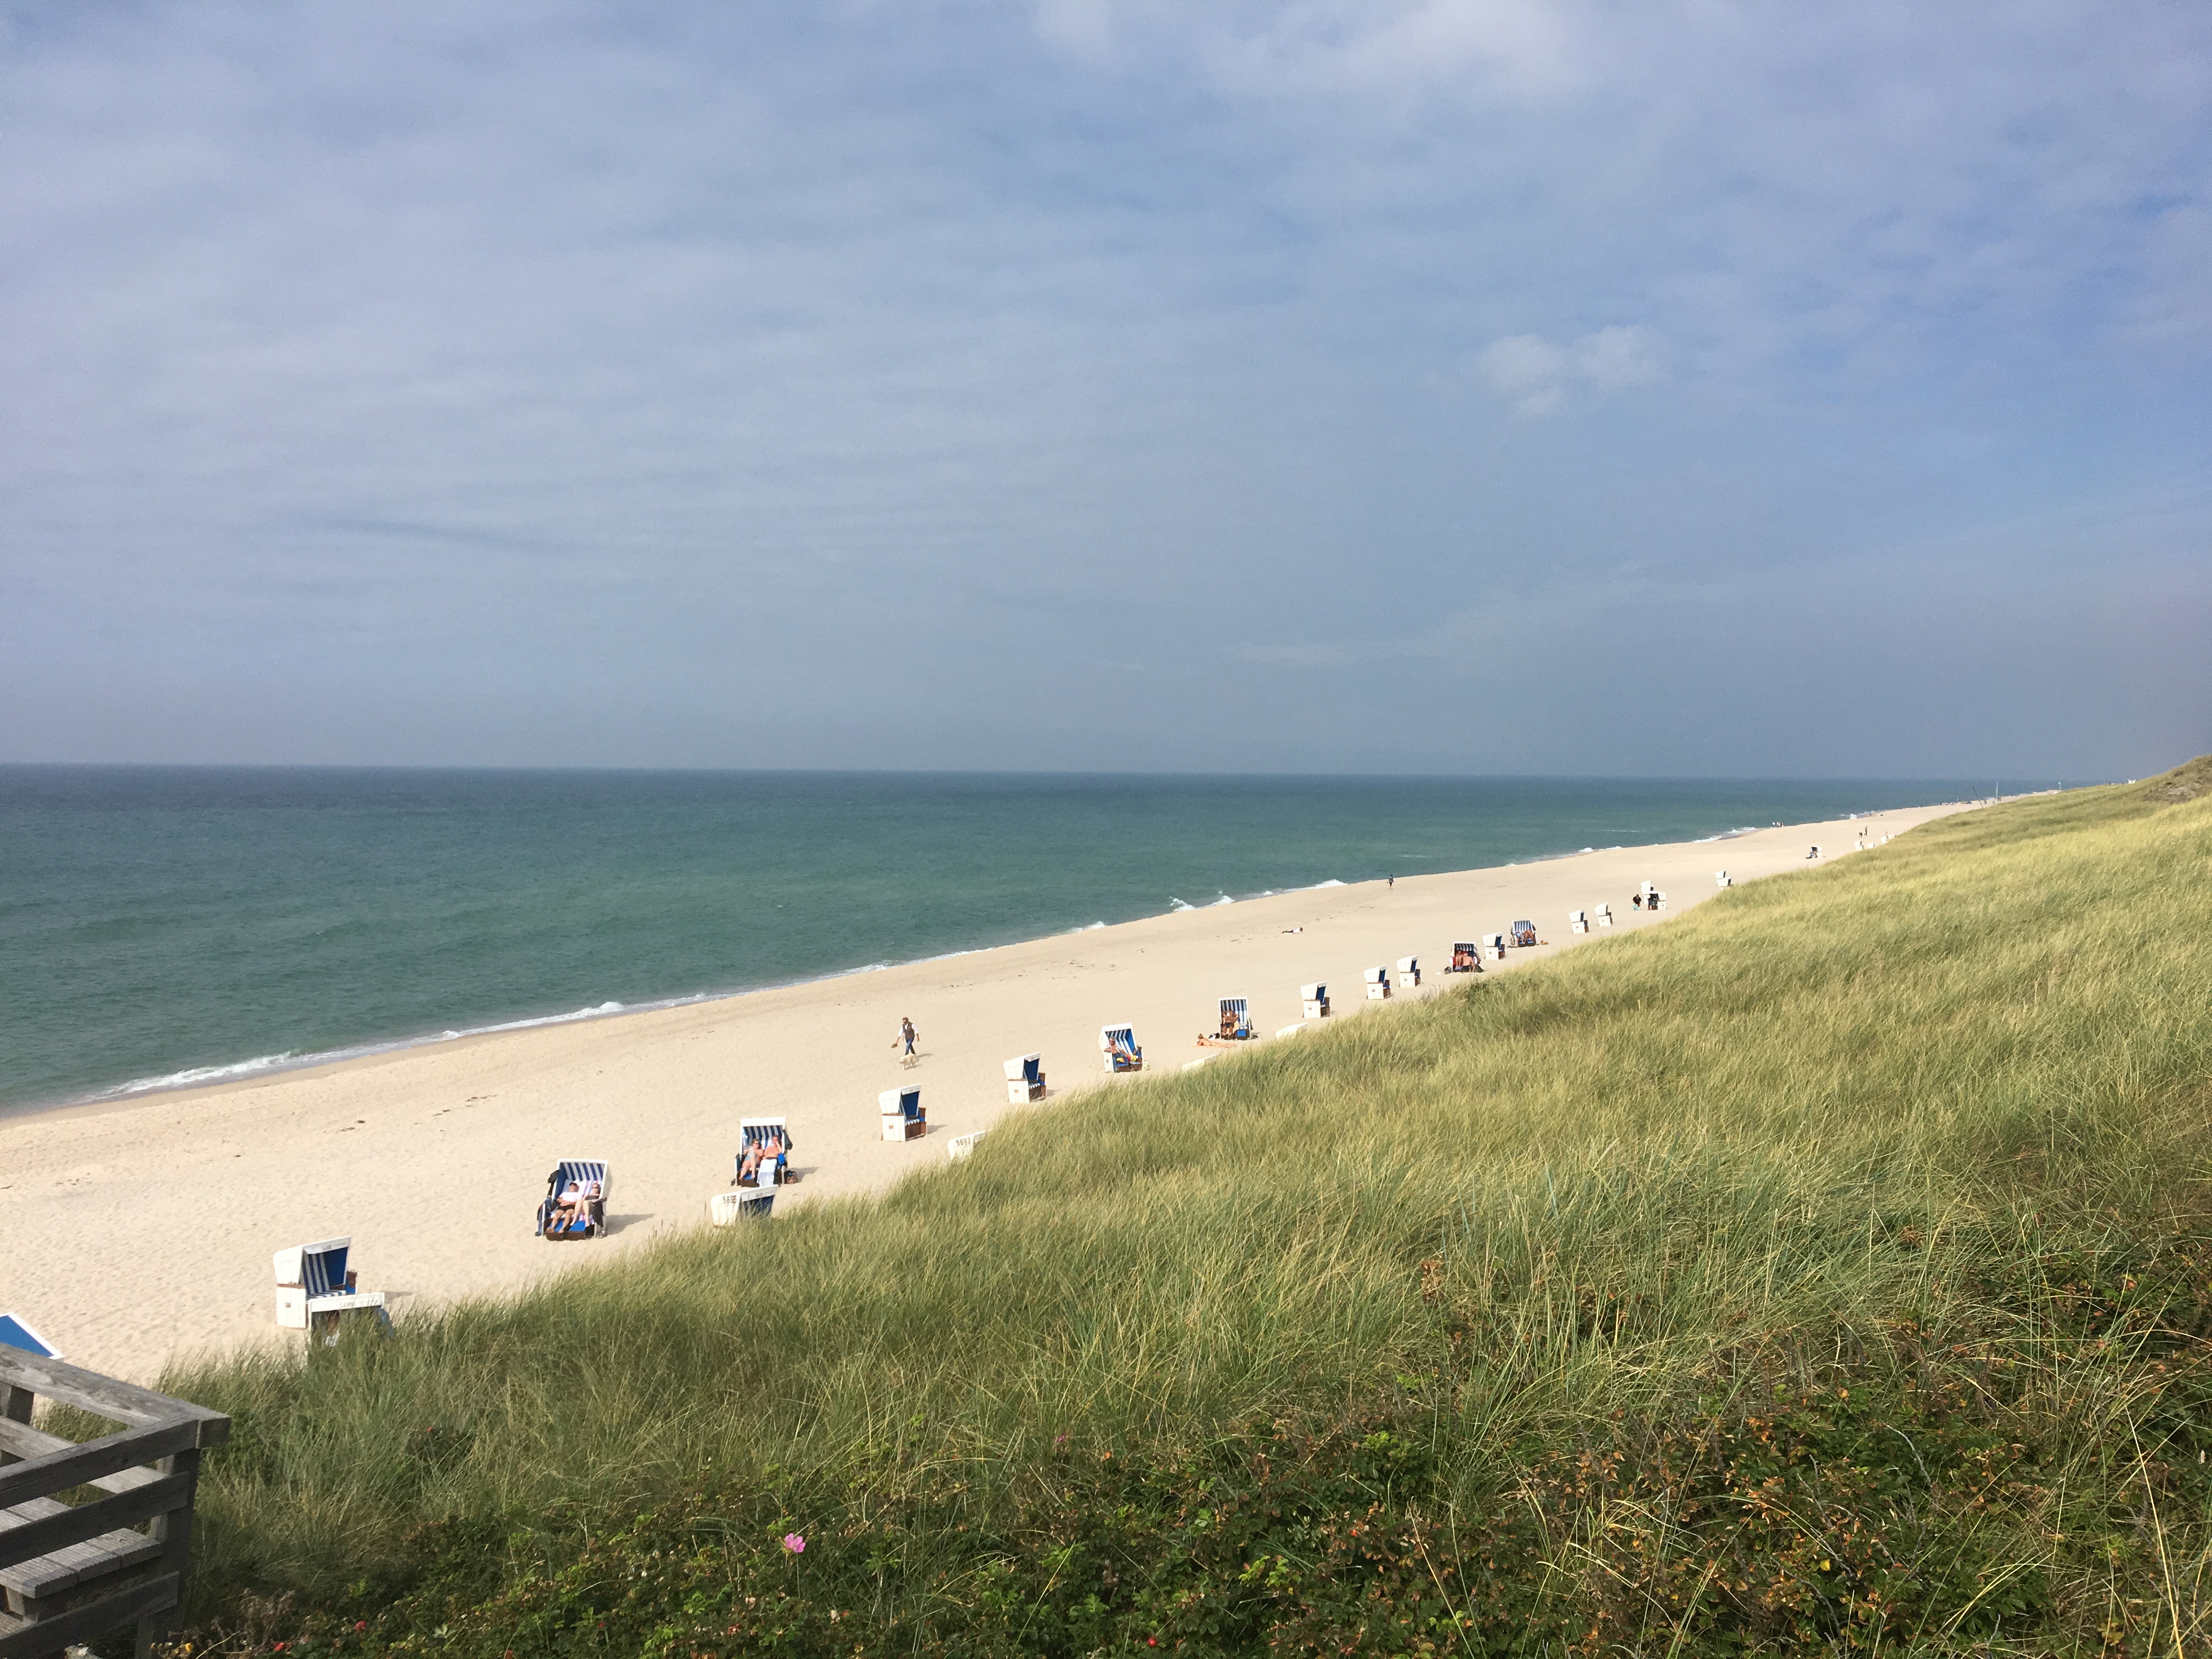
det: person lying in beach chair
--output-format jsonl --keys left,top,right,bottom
{"left": 537, "top": 1160, "right": 610, "bottom": 1239}
{"left": 1220, "top": 998, "right": 1252, "bottom": 1039}
{"left": 1510, "top": 921, "right": 1538, "bottom": 948}
{"left": 1101, "top": 1024, "right": 1143, "bottom": 1073}
{"left": 735, "top": 1118, "right": 793, "bottom": 1187}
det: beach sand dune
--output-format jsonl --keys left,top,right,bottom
{"left": 1, "top": 805, "right": 1963, "bottom": 1381}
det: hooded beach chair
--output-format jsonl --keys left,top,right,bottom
{"left": 1448, "top": 942, "right": 1480, "bottom": 973}
{"left": 1363, "top": 965, "right": 1391, "bottom": 1000}
{"left": 537, "top": 1161, "right": 610, "bottom": 1240}
{"left": 1004, "top": 1053, "right": 1047, "bottom": 1103}
{"left": 1101, "top": 1024, "right": 1143, "bottom": 1073}
{"left": 710, "top": 1188, "right": 776, "bottom": 1224}
{"left": 1300, "top": 982, "right": 1330, "bottom": 1018}
{"left": 1570, "top": 909, "right": 1589, "bottom": 935}
{"left": 1396, "top": 956, "right": 1420, "bottom": 988}
{"left": 274, "top": 1237, "right": 389, "bottom": 1341}
{"left": 1716, "top": 869, "right": 1733, "bottom": 888}
{"left": 879, "top": 1086, "right": 926, "bottom": 1141}
{"left": 1218, "top": 998, "right": 1252, "bottom": 1040}
{"left": 1483, "top": 933, "right": 1506, "bottom": 961}
{"left": 1509, "top": 921, "right": 1538, "bottom": 948}
{"left": 1595, "top": 903, "right": 1613, "bottom": 927}
{"left": 735, "top": 1117, "right": 794, "bottom": 1187}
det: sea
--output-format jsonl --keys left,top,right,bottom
{"left": 0, "top": 767, "right": 2027, "bottom": 1114}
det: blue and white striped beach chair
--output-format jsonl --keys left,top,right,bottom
{"left": 1101, "top": 1024, "right": 1143, "bottom": 1073}
{"left": 735, "top": 1118, "right": 793, "bottom": 1187}
{"left": 537, "top": 1160, "right": 610, "bottom": 1239}
{"left": 1218, "top": 998, "right": 1252, "bottom": 1040}
{"left": 879, "top": 1086, "right": 926, "bottom": 1141}
{"left": 273, "top": 1237, "right": 389, "bottom": 1342}
{"left": 1004, "top": 1053, "right": 1046, "bottom": 1103}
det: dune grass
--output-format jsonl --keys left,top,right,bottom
{"left": 157, "top": 770, "right": 2212, "bottom": 1654}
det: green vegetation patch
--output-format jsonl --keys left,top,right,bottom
{"left": 160, "top": 773, "right": 2212, "bottom": 1655}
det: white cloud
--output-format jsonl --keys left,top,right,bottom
{"left": 1479, "top": 326, "right": 1663, "bottom": 415}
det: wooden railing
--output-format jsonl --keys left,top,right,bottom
{"left": 0, "top": 1348, "right": 229, "bottom": 1659}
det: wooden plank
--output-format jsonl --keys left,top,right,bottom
{"left": 0, "top": 1523, "right": 160, "bottom": 1598}
{"left": 0, "top": 1570, "right": 177, "bottom": 1659}
{"left": 0, "top": 1475, "right": 189, "bottom": 1570}
{"left": 0, "top": 1422, "right": 166, "bottom": 1494}
{"left": 0, "top": 1426, "right": 58, "bottom": 1465}
{"left": 0, "top": 1354, "right": 227, "bottom": 1446}
{"left": 0, "top": 1422, "right": 195, "bottom": 1510}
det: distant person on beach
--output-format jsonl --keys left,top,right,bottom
{"left": 894, "top": 1015, "right": 918, "bottom": 1066}
{"left": 1387, "top": 874, "right": 1395, "bottom": 889}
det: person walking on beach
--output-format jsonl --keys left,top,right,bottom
{"left": 1387, "top": 873, "right": 1395, "bottom": 890}
{"left": 894, "top": 1015, "right": 919, "bottom": 1067}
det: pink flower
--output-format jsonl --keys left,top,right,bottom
{"left": 783, "top": 1533, "right": 806, "bottom": 1554}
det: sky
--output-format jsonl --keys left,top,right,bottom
{"left": 3, "top": 2, "right": 2208, "bottom": 778}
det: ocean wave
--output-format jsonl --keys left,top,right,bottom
{"left": 1169, "top": 897, "right": 1196, "bottom": 911}
{"left": 1069, "top": 920, "right": 1107, "bottom": 932}
{"left": 108, "top": 1051, "right": 300, "bottom": 1096}
{"left": 443, "top": 1000, "right": 626, "bottom": 1040}
{"left": 1209, "top": 893, "right": 1234, "bottom": 906}
{"left": 1311, "top": 879, "right": 1346, "bottom": 889}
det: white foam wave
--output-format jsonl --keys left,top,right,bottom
{"left": 110, "top": 1051, "right": 298, "bottom": 1096}
{"left": 1209, "top": 893, "right": 1234, "bottom": 906}
{"left": 1068, "top": 920, "right": 1107, "bottom": 932}
{"left": 1312, "top": 879, "right": 1346, "bottom": 889}
{"left": 1169, "top": 897, "right": 1196, "bottom": 911}
{"left": 444, "top": 1000, "right": 625, "bottom": 1040}
{"left": 855, "top": 962, "right": 894, "bottom": 972}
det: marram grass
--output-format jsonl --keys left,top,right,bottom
{"left": 157, "top": 768, "right": 2212, "bottom": 1655}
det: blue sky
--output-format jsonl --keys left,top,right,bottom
{"left": 3, "top": 2, "right": 2208, "bottom": 776}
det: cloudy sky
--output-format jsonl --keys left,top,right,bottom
{"left": 3, "top": 2, "right": 2208, "bottom": 777}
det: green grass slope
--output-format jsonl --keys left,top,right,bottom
{"left": 161, "top": 773, "right": 2212, "bottom": 1656}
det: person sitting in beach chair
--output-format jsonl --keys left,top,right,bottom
{"left": 541, "top": 1181, "right": 585, "bottom": 1233}
{"left": 736, "top": 1118, "right": 793, "bottom": 1187}
{"left": 1101, "top": 1024, "right": 1143, "bottom": 1073}
{"left": 538, "top": 1160, "right": 610, "bottom": 1239}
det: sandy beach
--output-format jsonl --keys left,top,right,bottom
{"left": 1, "top": 803, "right": 1968, "bottom": 1381}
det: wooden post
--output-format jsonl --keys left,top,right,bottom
{"left": 0, "top": 1384, "right": 29, "bottom": 1470}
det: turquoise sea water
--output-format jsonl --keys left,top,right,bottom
{"left": 0, "top": 768, "right": 2024, "bottom": 1113}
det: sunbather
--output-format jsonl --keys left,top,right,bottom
{"left": 741, "top": 1136, "right": 785, "bottom": 1184}
{"left": 546, "top": 1180, "right": 584, "bottom": 1232}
